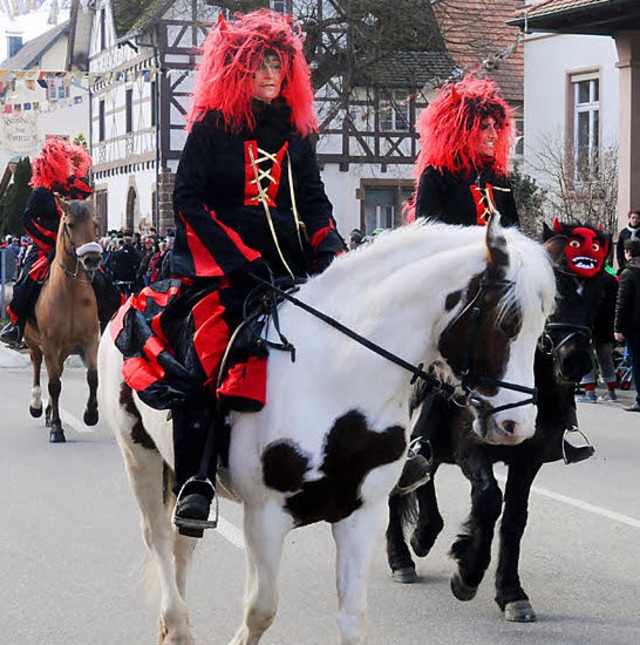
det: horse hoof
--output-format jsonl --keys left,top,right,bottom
{"left": 450, "top": 571, "right": 477, "bottom": 601}
{"left": 83, "top": 409, "right": 99, "bottom": 426}
{"left": 49, "top": 429, "right": 66, "bottom": 443}
{"left": 504, "top": 599, "right": 537, "bottom": 622}
{"left": 410, "top": 534, "right": 431, "bottom": 558}
{"left": 29, "top": 406, "right": 43, "bottom": 418}
{"left": 392, "top": 567, "right": 417, "bottom": 584}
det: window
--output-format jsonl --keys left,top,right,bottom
{"left": 7, "top": 34, "right": 23, "bottom": 58}
{"left": 269, "top": 0, "right": 287, "bottom": 14}
{"left": 126, "top": 186, "right": 137, "bottom": 231}
{"left": 99, "top": 100, "right": 105, "bottom": 142}
{"left": 515, "top": 117, "right": 524, "bottom": 157}
{"left": 126, "top": 88, "right": 133, "bottom": 133}
{"left": 100, "top": 9, "right": 107, "bottom": 51}
{"left": 46, "top": 77, "right": 69, "bottom": 102}
{"left": 362, "top": 185, "right": 413, "bottom": 234}
{"left": 95, "top": 190, "right": 109, "bottom": 236}
{"left": 571, "top": 73, "right": 600, "bottom": 182}
{"left": 379, "top": 90, "right": 411, "bottom": 132}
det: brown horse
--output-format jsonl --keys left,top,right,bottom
{"left": 24, "top": 197, "right": 103, "bottom": 443}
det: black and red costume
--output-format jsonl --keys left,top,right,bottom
{"left": 415, "top": 165, "right": 519, "bottom": 227}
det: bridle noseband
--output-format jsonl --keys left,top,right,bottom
{"left": 58, "top": 218, "right": 101, "bottom": 281}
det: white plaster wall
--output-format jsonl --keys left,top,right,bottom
{"left": 102, "top": 167, "right": 156, "bottom": 232}
{"left": 523, "top": 32, "right": 619, "bottom": 187}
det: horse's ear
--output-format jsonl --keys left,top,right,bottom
{"left": 544, "top": 235, "right": 568, "bottom": 268}
{"left": 542, "top": 222, "right": 554, "bottom": 241}
{"left": 54, "top": 193, "right": 69, "bottom": 214}
{"left": 484, "top": 211, "right": 509, "bottom": 278}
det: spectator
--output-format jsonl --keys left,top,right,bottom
{"left": 107, "top": 234, "right": 142, "bottom": 295}
{"left": 347, "top": 228, "right": 364, "bottom": 250}
{"left": 614, "top": 237, "right": 640, "bottom": 411}
{"left": 616, "top": 209, "right": 640, "bottom": 272}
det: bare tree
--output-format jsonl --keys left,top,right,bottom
{"left": 531, "top": 130, "right": 619, "bottom": 233}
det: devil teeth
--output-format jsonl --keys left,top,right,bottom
{"left": 572, "top": 257, "right": 597, "bottom": 268}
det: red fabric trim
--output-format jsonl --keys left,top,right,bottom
{"left": 192, "top": 290, "right": 231, "bottom": 380}
{"left": 180, "top": 213, "right": 224, "bottom": 277}
{"left": 8, "top": 305, "right": 17, "bottom": 324}
{"left": 109, "top": 298, "right": 133, "bottom": 341}
{"left": 207, "top": 209, "right": 261, "bottom": 263}
{"left": 134, "top": 284, "right": 181, "bottom": 312}
{"left": 150, "top": 313, "right": 168, "bottom": 346}
{"left": 243, "top": 141, "right": 288, "bottom": 207}
{"left": 30, "top": 218, "right": 58, "bottom": 253}
{"left": 217, "top": 355, "right": 268, "bottom": 411}
{"left": 28, "top": 255, "right": 51, "bottom": 281}
{"left": 470, "top": 183, "right": 496, "bottom": 226}
{"left": 122, "top": 356, "right": 163, "bottom": 392}
{"left": 309, "top": 219, "right": 336, "bottom": 251}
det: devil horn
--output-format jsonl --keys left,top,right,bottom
{"left": 552, "top": 216, "right": 562, "bottom": 233}
{"left": 217, "top": 13, "right": 227, "bottom": 30}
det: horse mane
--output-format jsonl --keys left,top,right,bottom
{"left": 306, "top": 221, "right": 556, "bottom": 329}
{"left": 62, "top": 200, "right": 94, "bottom": 225}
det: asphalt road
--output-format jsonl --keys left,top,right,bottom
{"left": 1, "top": 346, "right": 639, "bottom": 644}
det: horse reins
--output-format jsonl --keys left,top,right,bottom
{"left": 249, "top": 271, "right": 537, "bottom": 416}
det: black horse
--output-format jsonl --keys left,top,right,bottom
{"left": 386, "top": 234, "right": 603, "bottom": 622}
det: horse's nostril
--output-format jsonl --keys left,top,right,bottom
{"left": 501, "top": 420, "right": 516, "bottom": 434}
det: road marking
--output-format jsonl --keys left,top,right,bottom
{"left": 60, "top": 407, "right": 93, "bottom": 434}
{"left": 495, "top": 473, "right": 640, "bottom": 529}
{"left": 216, "top": 516, "right": 245, "bottom": 550}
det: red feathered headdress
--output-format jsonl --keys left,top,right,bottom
{"left": 186, "top": 9, "right": 317, "bottom": 135}
{"left": 414, "top": 75, "right": 515, "bottom": 180}
{"left": 30, "top": 137, "right": 74, "bottom": 191}
{"left": 68, "top": 142, "right": 92, "bottom": 178}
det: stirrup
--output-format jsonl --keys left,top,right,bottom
{"left": 172, "top": 476, "right": 219, "bottom": 535}
{"left": 562, "top": 426, "right": 595, "bottom": 465}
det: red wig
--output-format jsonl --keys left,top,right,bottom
{"left": 414, "top": 75, "right": 514, "bottom": 180}
{"left": 69, "top": 142, "right": 92, "bottom": 178}
{"left": 30, "top": 137, "right": 74, "bottom": 190}
{"left": 186, "top": 9, "right": 317, "bottom": 135}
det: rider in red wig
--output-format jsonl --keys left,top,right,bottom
{"left": 187, "top": 9, "right": 317, "bottom": 136}
{"left": 406, "top": 74, "right": 519, "bottom": 227}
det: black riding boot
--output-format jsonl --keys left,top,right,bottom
{"left": 0, "top": 321, "right": 23, "bottom": 347}
{"left": 172, "top": 403, "right": 217, "bottom": 538}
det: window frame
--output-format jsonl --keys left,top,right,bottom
{"left": 569, "top": 71, "right": 600, "bottom": 184}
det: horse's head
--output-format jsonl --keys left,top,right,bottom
{"left": 55, "top": 195, "right": 102, "bottom": 274}
{"left": 538, "top": 235, "right": 595, "bottom": 382}
{"left": 437, "top": 215, "right": 556, "bottom": 445}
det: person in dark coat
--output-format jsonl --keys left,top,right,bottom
{"left": 406, "top": 74, "right": 519, "bottom": 228}
{"left": 614, "top": 238, "right": 640, "bottom": 411}
{"left": 111, "top": 9, "right": 345, "bottom": 536}
{"left": 107, "top": 235, "right": 142, "bottom": 295}
{"left": 616, "top": 209, "right": 640, "bottom": 271}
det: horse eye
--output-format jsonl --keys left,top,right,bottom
{"left": 67, "top": 223, "right": 74, "bottom": 230}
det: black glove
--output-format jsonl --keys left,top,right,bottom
{"left": 313, "top": 252, "right": 336, "bottom": 275}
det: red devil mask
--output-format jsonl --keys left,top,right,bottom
{"left": 552, "top": 218, "right": 609, "bottom": 278}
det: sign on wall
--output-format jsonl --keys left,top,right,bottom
{"left": 2, "top": 111, "right": 38, "bottom": 154}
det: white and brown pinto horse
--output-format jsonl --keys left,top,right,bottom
{"left": 98, "top": 217, "right": 556, "bottom": 644}
{"left": 25, "top": 197, "right": 103, "bottom": 442}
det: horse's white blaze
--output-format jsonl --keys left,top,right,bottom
{"left": 98, "top": 220, "right": 556, "bottom": 644}
{"left": 30, "top": 385, "right": 42, "bottom": 410}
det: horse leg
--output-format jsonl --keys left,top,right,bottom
{"left": 82, "top": 337, "right": 99, "bottom": 426}
{"left": 494, "top": 460, "right": 542, "bottom": 622}
{"left": 124, "top": 445, "right": 194, "bottom": 645}
{"left": 386, "top": 493, "right": 417, "bottom": 583}
{"left": 450, "top": 453, "right": 502, "bottom": 601}
{"left": 28, "top": 345, "right": 44, "bottom": 418}
{"left": 230, "top": 503, "right": 291, "bottom": 645}
{"left": 410, "top": 466, "right": 444, "bottom": 558}
{"left": 43, "top": 349, "right": 65, "bottom": 443}
{"left": 333, "top": 501, "right": 386, "bottom": 645}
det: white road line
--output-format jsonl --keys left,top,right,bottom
{"left": 495, "top": 473, "right": 640, "bottom": 529}
{"left": 57, "top": 405, "right": 93, "bottom": 434}
{"left": 216, "top": 516, "right": 245, "bottom": 550}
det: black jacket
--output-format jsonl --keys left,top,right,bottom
{"left": 108, "top": 243, "right": 142, "bottom": 283}
{"left": 615, "top": 257, "right": 640, "bottom": 337}
{"left": 616, "top": 225, "right": 640, "bottom": 271}
{"left": 172, "top": 100, "right": 344, "bottom": 280}
{"left": 415, "top": 165, "right": 519, "bottom": 227}
{"left": 22, "top": 188, "right": 59, "bottom": 257}
{"left": 593, "top": 271, "right": 618, "bottom": 344}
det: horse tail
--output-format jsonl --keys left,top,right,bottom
{"left": 394, "top": 490, "right": 419, "bottom": 531}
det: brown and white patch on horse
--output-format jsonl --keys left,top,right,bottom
{"left": 119, "top": 383, "right": 158, "bottom": 451}
{"left": 261, "top": 410, "right": 405, "bottom": 526}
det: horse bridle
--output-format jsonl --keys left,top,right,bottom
{"left": 248, "top": 269, "right": 537, "bottom": 418}
{"left": 58, "top": 218, "right": 102, "bottom": 281}
{"left": 539, "top": 321, "right": 592, "bottom": 355}
{"left": 439, "top": 270, "right": 538, "bottom": 417}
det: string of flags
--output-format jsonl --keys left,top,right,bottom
{"left": 3, "top": 94, "right": 83, "bottom": 114}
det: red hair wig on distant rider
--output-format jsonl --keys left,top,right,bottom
{"left": 414, "top": 75, "right": 514, "bottom": 180}
{"left": 30, "top": 137, "right": 74, "bottom": 190}
{"left": 186, "top": 9, "right": 317, "bottom": 135}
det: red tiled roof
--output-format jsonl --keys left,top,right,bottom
{"left": 434, "top": 0, "right": 523, "bottom": 105}
{"left": 519, "top": 0, "right": 612, "bottom": 19}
